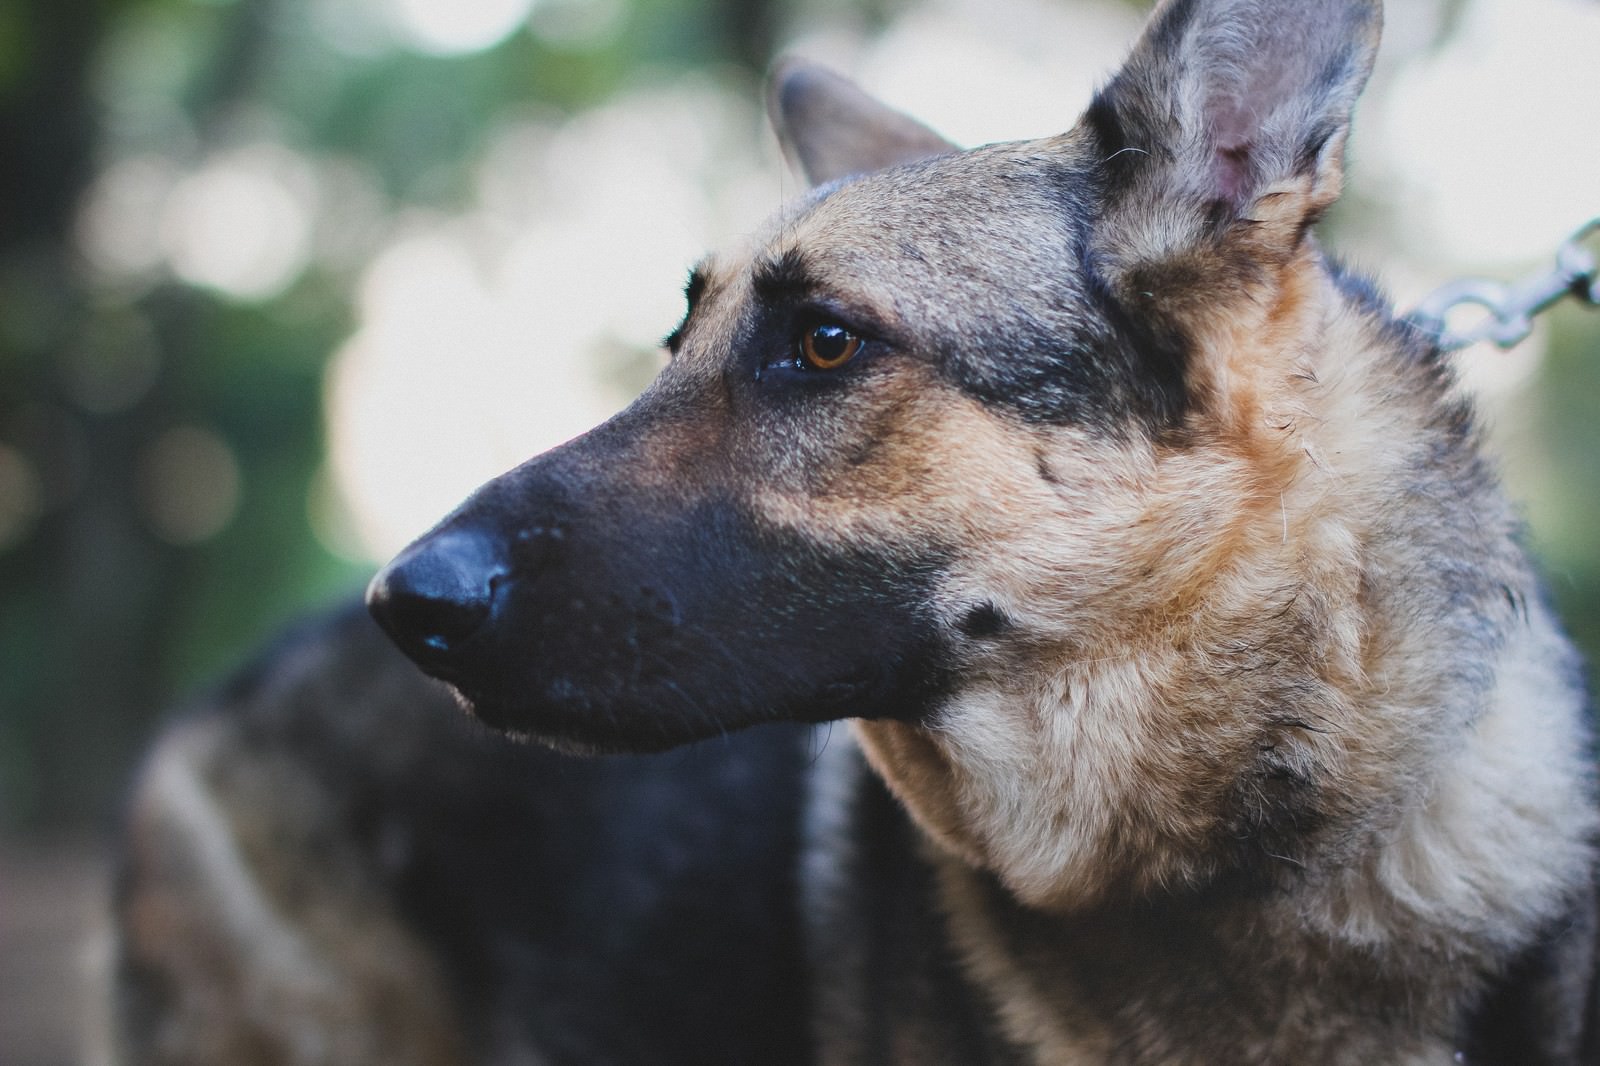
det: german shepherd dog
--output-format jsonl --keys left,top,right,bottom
{"left": 113, "top": 0, "right": 1600, "bottom": 1061}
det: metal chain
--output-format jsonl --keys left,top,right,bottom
{"left": 1408, "top": 218, "right": 1600, "bottom": 352}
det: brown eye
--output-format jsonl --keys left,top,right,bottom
{"left": 799, "top": 323, "right": 864, "bottom": 370}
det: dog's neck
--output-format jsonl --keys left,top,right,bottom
{"left": 845, "top": 266, "right": 1598, "bottom": 1060}
{"left": 895, "top": 595, "right": 1592, "bottom": 1062}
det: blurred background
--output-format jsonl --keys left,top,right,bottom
{"left": 1, "top": 0, "right": 1598, "bottom": 1060}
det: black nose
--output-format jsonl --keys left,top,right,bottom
{"left": 367, "top": 528, "right": 507, "bottom": 668}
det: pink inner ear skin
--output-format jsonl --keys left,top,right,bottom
{"left": 1213, "top": 141, "right": 1254, "bottom": 209}
{"left": 1205, "top": 91, "right": 1261, "bottom": 208}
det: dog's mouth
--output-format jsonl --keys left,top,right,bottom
{"left": 418, "top": 606, "right": 952, "bottom": 753}
{"left": 417, "top": 652, "right": 942, "bottom": 755}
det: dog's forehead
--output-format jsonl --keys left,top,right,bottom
{"left": 701, "top": 134, "right": 1097, "bottom": 303}
{"left": 783, "top": 138, "right": 1091, "bottom": 268}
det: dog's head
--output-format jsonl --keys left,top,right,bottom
{"left": 372, "top": 0, "right": 1405, "bottom": 906}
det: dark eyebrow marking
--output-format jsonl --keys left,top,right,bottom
{"left": 663, "top": 265, "right": 710, "bottom": 354}
{"left": 749, "top": 245, "right": 899, "bottom": 345}
{"left": 684, "top": 267, "right": 708, "bottom": 307}
{"left": 751, "top": 247, "right": 818, "bottom": 302}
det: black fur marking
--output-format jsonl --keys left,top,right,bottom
{"left": 1082, "top": 92, "right": 1140, "bottom": 193}
{"left": 1081, "top": 263, "right": 1191, "bottom": 432}
{"left": 1459, "top": 878, "right": 1600, "bottom": 1064}
{"left": 958, "top": 603, "right": 1011, "bottom": 640}
{"left": 753, "top": 247, "right": 820, "bottom": 303}
{"left": 1082, "top": 0, "right": 1203, "bottom": 197}
{"left": 1035, "top": 451, "right": 1062, "bottom": 487}
{"left": 664, "top": 267, "right": 710, "bottom": 354}
{"left": 917, "top": 172, "right": 1190, "bottom": 436}
{"left": 937, "top": 272, "right": 1191, "bottom": 436}
{"left": 685, "top": 266, "right": 708, "bottom": 306}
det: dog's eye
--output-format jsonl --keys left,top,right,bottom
{"left": 798, "top": 324, "right": 863, "bottom": 370}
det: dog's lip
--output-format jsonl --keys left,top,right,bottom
{"left": 447, "top": 692, "right": 606, "bottom": 754}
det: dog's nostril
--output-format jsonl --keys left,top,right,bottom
{"left": 367, "top": 529, "right": 506, "bottom": 663}
{"left": 404, "top": 588, "right": 488, "bottom": 651}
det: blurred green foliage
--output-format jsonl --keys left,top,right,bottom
{"left": 1527, "top": 307, "right": 1600, "bottom": 660}
{"left": 0, "top": 0, "right": 1597, "bottom": 839}
{"left": 0, "top": 0, "right": 806, "bottom": 832}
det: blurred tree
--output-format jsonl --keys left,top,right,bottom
{"left": 0, "top": 0, "right": 100, "bottom": 248}
{"left": 0, "top": 0, "right": 339, "bottom": 831}
{"left": 0, "top": 0, "right": 800, "bottom": 835}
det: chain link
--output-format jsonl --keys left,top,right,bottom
{"left": 1408, "top": 218, "right": 1600, "bottom": 352}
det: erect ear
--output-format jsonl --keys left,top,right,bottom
{"left": 1085, "top": 0, "right": 1381, "bottom": 262}
{"left": 767, "top": 58, "right": 958, "bottom": 188}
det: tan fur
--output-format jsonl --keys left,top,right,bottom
{"left": 693, "top": 154, "right": 1595, "bottom": 1054}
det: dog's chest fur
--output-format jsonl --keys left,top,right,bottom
{"left": 808, "top": 699, "right": 1597, "bottom": 1065}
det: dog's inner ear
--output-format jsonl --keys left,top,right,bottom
{"left": 1087, "top": 0, "right": 1381, "bottom": 233}
{"left": 767, "top": 59, "right": 957, "bottom": 188}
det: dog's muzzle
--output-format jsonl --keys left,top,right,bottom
{"left": 366, "top": 527, "right": 508, "bottom": 675}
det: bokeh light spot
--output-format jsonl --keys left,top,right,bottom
{"left": 136, "top": 426, "right": 242, "bottom": 545}
{"left": 0, "top": 444, "right": 44, "bottom": 553}
{"left": 1377, "top": 0, "right": 1600, "bottom": 266}
{"left": 389, "top": 0, "right": 535, "bottom": 56}
{"left": 159, "top": 147, "right": 316, "bottom": 301}
{"left": 76, "top": 155, "right": 182, "bottom": 281}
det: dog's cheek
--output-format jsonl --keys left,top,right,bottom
{"left": 836, "top": 416, "right": 1355, "bottom": 909}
